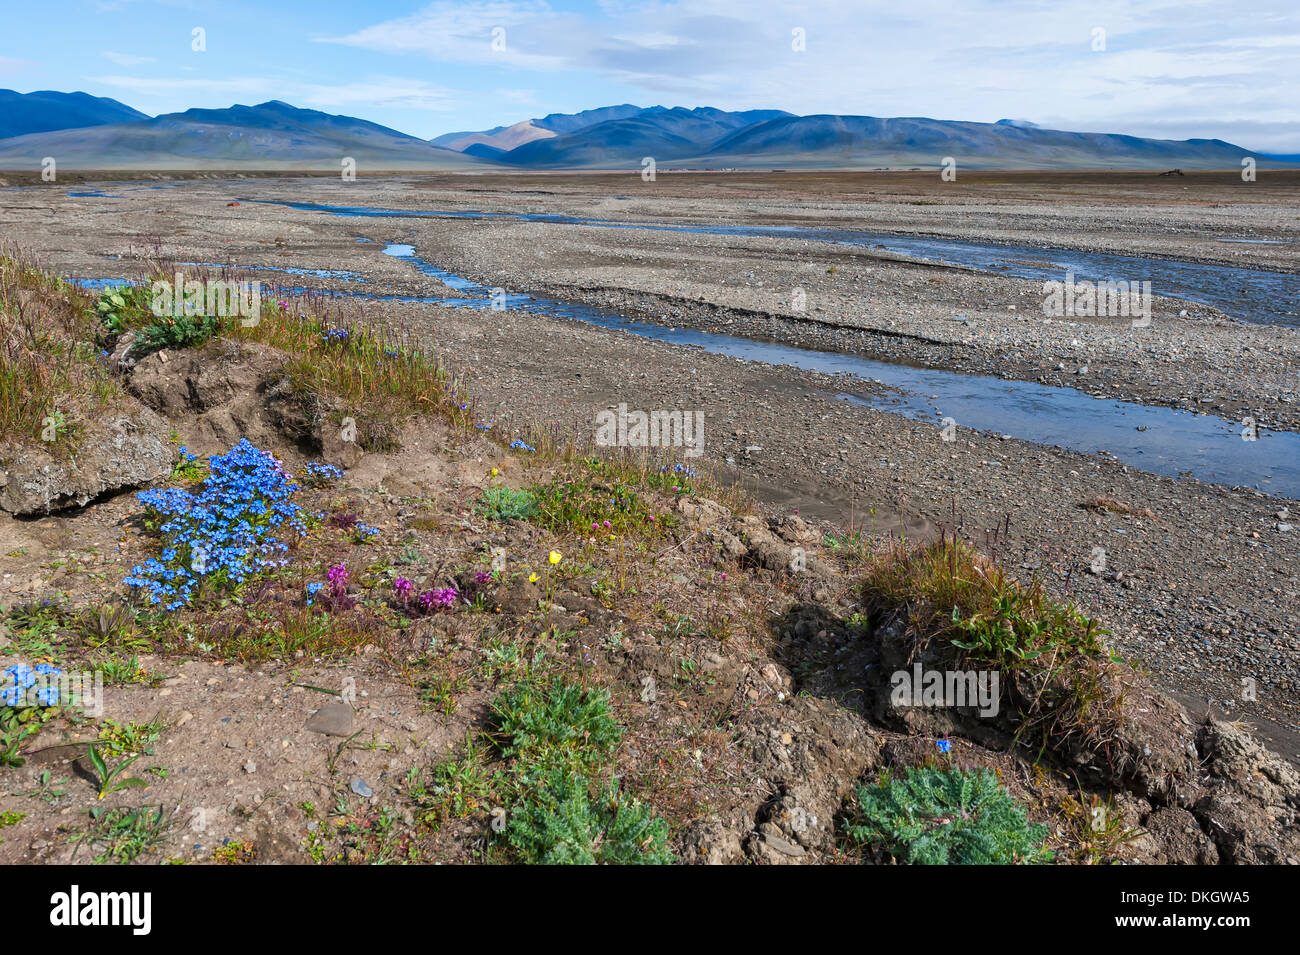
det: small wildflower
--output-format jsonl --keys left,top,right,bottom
{"left": 548, "top": 550, "right": 562, "bottom": 565}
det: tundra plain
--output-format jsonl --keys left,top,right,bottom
{"left": 1, "top": 169, "right": 1297, "bottom": 865}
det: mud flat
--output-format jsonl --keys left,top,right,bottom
{"left": 1, "top": 173, "right": 1297, "bottom": 745}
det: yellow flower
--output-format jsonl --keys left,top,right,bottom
{"left": 490, "top": 467, "right": 499, "bottom": 477}
{"left": 528, "top": 572, "right": 539, "bottom": 583}
{"left": 548, "top": 550, "right": 562, "bottom": 565}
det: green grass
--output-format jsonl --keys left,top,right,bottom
{"left": 863, "top": 534, "right": 1109, "bottom": 668}
{"left": 75, "top": 805, "right": 173, "bottom": 864}
{"left": 845, "top": 766, "right": 1052, "bottom": 865}
{"left": 0, "top": 250, "right": 125, "bottom": 449}
{"left": 861, "top": 533, "right": 1128, "bottom": 771}
{"left": 232, "top": 301, "right": 453, "bottom": 451}
{"left": 406, "top": 734, "right": 503, "bottom": 830}
{"left": 527, "top": 468, "right": 674, "bottom": 538}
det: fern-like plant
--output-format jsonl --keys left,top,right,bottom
{"left": 506, "top": 770, "right": 673, "bottom": 865}
{"left": 846, "top": 767, "right": 1052, "bottom": 865}
{"left": 490, "top": 680, "right": 621, "bottom": 779}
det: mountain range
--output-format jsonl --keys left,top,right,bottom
{"left": 0, "top": 89, "right": 147, "bottom": 139}
{"left": 0, "top": 91, "right": 1286, "bottom": 170}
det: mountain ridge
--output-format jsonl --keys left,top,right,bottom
{"left": 0, "top": 93, "right": 1289, "bottom": 170}
{"left": 0, "top": 89, "right": 148, "bottom": 140}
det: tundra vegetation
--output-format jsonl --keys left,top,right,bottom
{"left": 0, "top": 247, "right": 1294, "bottom": 866}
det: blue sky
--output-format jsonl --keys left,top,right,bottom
{"left": 2, "top": 0, "right": 1297, "bottom": 150}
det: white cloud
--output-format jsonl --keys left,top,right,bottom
{"left": 316, "top": 0, "right": 577, "bottom": 70}
{"left": 0, "top": 55, "right": 37, "bottom": 73}
{"left": 298, "top": 77, "right": 460, "bottom": 112}
{"left": 323, "top": 0, "right": 1300, "bottom": 149}
{"left": 86, "top": 75, "right": 272, "bottom": 95}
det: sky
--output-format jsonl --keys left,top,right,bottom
{"left": 2, "top": 0, "right": 1297, "bottom": 151}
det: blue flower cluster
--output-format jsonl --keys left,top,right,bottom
{"left": 303, "top": 461, "right": 345, "bottom": 487}
{"left": 305, "top": 581, "right": 324, "bottom": 606}
{"left": 509, "top": 439, "right": 536, "bottom": 452}
{"left": 3, "top": 663, "right": 62, "bottom": 707}
{"left": 662, "top": 462, "right": 697, "bottom": 479}
{"left": 322, "top": 327, "right": 350, "bottom": 343}
{"left": 350, "top": 522, "right": 380, "bottom": 543}
{"left": 124, "top": 439, "right": 305, "bottom": 609}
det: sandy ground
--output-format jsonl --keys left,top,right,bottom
{"left": 1, "top": 172, "right": 1297, "bottom": 748}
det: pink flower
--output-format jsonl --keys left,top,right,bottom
{"left": 418, "top": 587, "right": 459, "bottom": 612}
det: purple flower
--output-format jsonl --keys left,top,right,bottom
{"left": 418, "top": 587, "right": 459, "bottom": 611}
{"left": 394, "top": 577, "right": 412, "bottom": 594}
{"left": 327, "top": 563, "right": 349, "bottom": 585}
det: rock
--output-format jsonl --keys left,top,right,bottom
{"left": 305, "top": 701, "right": 354, "bottom": 736}
{"left": 0, "top": 408, "right": 172, "bottom": 515}
{"left": 349, "top": 777, "right": 373, "bottom": 798}
{"left": 675, "top": 496, "right": 731, "bottom": 529}
{"left": 320, "top": 420, "right": 363, "bottom": 469}
{"left": 108, "top": 331, "right": 141, "bottom": 371}
{"left": 1127, "top": 807, "right": 1219, "bottom": 864}
{"left": 677, "top": 819, "right": 745, "bottom": 865}
{"left": 759, "top": 825, "right": 805, "bottom": 857}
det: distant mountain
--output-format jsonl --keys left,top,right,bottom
{"left": 0, "top": 100, "right": 492, "bottom": 169}
{"left": 436, "top": 106, "right": 1276, "bottom": 170}
{"left": 432, "top": 119, "right": 556, "bottom": 154}
{"left": 532, "top": 104, "right": 648, "bottom": 135}
{"left": 0, "top": 92, "right": 1281, "bottom": 170}
{"left": 701, "top": 115, "right": 1255, "bottom": 169}
{"left": 491, "top": 106, "right": 795, "bottom": 167}
{"left": 430, "top": 105, "right": 650, "bottom": 154}
{"left": 0, "top": 89, "right": 147, "bottom": 139}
